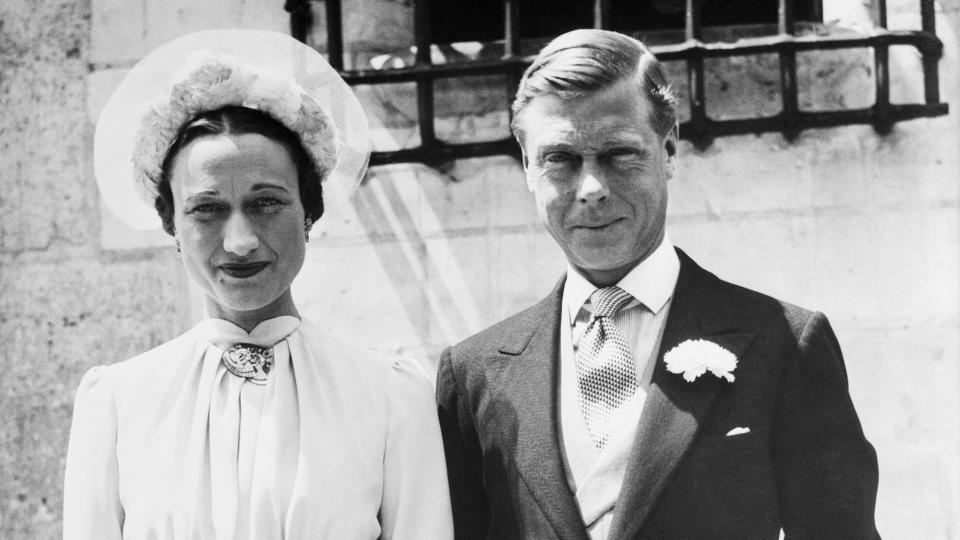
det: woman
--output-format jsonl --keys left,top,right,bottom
{"left": 64, "top": 30, "right": 452, "bottom": 539}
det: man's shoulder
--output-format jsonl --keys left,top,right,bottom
{"left": 679, "top": 249, "right": 817, "bottom": 335}
{"left": 447, "top": 284, "right": 562, "bottom": 360}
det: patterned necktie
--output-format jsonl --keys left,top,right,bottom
{"left": 575, "top": 286, "right": 637, "bottom": 449}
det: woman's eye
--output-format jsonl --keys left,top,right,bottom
{"left": 251, "top": 198, "right": 287, "bottom": 213}
{"left": 187, "top": 203, "right": 225, "bottom": 217}
{"left": 254, "top": 198, "right": 281, "bottom": 207}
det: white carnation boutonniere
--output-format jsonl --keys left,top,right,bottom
{"left": 664, "top": 339, "right": 738, "bottom": 383}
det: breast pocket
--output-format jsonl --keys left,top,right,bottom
{"left": 690, "top": 424, "right": 769, "bottom": 458}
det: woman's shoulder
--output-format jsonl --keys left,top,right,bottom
{"left": 75, "top": 326, "right": 206, "bottom": 396}
{"left": 297, "top": 319, "right": 435, "bottom": 395}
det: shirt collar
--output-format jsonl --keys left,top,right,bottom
{"left": 563, "top": 234, "right": 680, "bottom": 325}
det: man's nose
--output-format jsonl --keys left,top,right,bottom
{"left": 576, "top": 161, "right": 610, "bottom": 203}
{"left": 222, "top": 213, "right": 259, "bottom": 256}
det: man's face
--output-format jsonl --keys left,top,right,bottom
{"left": 517, "top": 77, "right": 677, "bottom": 286}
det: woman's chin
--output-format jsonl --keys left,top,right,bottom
{"left": 207, "top": 292, "right": 293, "bottom": 322}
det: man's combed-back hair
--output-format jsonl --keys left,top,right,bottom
{"left": 511, "top": 29, "right": 678, "bottom": 139}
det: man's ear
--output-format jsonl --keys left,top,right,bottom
{"left": 663, "top": 123, "right": 679, "bottom": 180}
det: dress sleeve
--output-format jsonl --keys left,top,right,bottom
{"left": 379, "top": 357, "right": 454, "bottom": 540}
{"left": 63, "top": 366, "right": 124, "bottom": 540}
{"left": 773, "top": 312, "right": 881, "bottom": 539}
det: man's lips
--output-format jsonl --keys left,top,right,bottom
{"left": 576, "top": 218, "right": 624, "bottom": 230}
{"left": 219, "top": 261, "right": 269, "bottom": 278}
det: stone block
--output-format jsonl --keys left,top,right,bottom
{"left": 669, "top": 214, "right": 817, "bottom": 306}
{"left": 0, "top": 254, "right": 186, "bottom": 540}
{"left": 671, "top": 134, "right": 812, "bottom": 217}
{"left": 889, "top": 45, "right": 929, "bottom": 104}
{"left": 296, "top": 225, "right": 563, "bottom": 357}
{"left": 316, "top": 157, "right": 530, "bottom": 244}
{"left": 295, "top": 240, "right": 431, "bottom": 352}
{"left": 422, "top": 229, "right": 565, "bottom": 342}
{"left": 90, "top": 0, "right": 146, "bottom": 64}
{"left": 479, "top": 230, "right": 568, "bottom": 323}
{"left": 871, "top": 121, "right": 960, "bottom": 207}
{"left": 798, "top": 206, "right": 959, "bottom": 324}
{"left": 306, "top": 0, "right": 414, "bottom": 67}
{"left": 237, "top": 0, "right": 290, "bottom": 34}
{"left": 798, "top": 47, "right": 875, "bottom": 111}
{"left": 874, "top": 449, "right": 958, "bottom": 539}
{"left": 661, "top": 61, "right": 691, "bottom": 123}
{"left": 0, "top": 0, "right": 94, "bottom": 253}
{"left": 85, "top": 68, "right": 127, "bottom": 123}
{"left": 838, "top": 324, "right": 960, "bottom": 450}
{"left": 142, "top": 0, "right": 287, "bottom": 53}
{"left": 704, "top": 54, "right": 782, "bottom": 120}
{"left": 99, "top": 200, "right": 177, "bottom": 250}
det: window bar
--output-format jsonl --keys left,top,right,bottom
{"left": 872, "top": 0, "right": 892, "bottom": 131}
{"left": 778, "top": 0, "right": 799, "bottom": 137}
{"left": 413, "top": 0, "right": 439, "bottom": 162}
{"left": 324, "top": 0, "right": 345, "bottom": 71}
{"left": 504, "top": 0, "right": 522, "bottom": 130}
{"left": 685, "top": 0, "right": 707, "bottom": 139}
{"left": 920, "top": 0, "right": 941, "bottom": 104}
{"left": 503, "top": 0, "right": 520, "bottom": 59}
{"left": 593, "top": 0, "right": 610, "bottom": 30}
{"left": 285, "top": 0, "right": 312, "bottom": 44}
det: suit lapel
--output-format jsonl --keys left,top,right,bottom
{"left": 502, "top": 279, "right": 591, "bottom": 540}
{"left": 609, "top": 251, "right": 755, "bottom": 539}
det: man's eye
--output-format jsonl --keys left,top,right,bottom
{"left": 542, "top": 152, "right": 576, "bottom": 164}
{"left": 607, "top": 148, "right": 640, "bottom": 159}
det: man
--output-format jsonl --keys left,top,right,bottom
{"left": 437, "top": 29, "right": 880, "bottom": 539}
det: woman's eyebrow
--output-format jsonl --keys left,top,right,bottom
{"left": 184, "top": 189, "right": 220, "bottom": 201}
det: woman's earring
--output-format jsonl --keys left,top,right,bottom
{"left": 175, "top": 239, "right": 181, "bottom": 253}
{"left": 304, "top": 218, "right": 313, "bottom": 243}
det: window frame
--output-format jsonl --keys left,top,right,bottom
{"left": 285, "top": 0, "right": 948, "bottom": 166}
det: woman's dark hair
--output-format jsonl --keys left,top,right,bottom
{"left": 156, "top": 106, "right": 324, "bottom": 236}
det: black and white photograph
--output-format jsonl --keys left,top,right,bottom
{"left": 1, "top": 0, "right": 957, "bottom": 538}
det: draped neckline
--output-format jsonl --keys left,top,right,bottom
{"left": 196, "top": 316, "right": 302, "bottom": 350}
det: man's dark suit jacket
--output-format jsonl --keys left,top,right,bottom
{"left": 437, "top": 249, "right": 880, "bottom": 539}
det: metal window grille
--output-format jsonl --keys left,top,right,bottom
{"left": 285, "top": 0, "right": 948, "bottom": 166}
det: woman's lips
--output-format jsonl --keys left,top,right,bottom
{"left": 220, "top": 262, "right": 269, "bottom": 278}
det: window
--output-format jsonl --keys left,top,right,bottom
{"left": 285, "top": 0, "right": 948, "bottom": 166}
{"left": 431, "top": 0, "right": 823, "bottom": 44}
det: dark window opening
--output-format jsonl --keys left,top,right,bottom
{"left": 431, "top": 0, "right": 822, "bottom": 45}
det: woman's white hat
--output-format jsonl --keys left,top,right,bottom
{"left": 94, "top": 29, "right": 370, "bottom": 230}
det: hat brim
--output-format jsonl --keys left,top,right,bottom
{"left": 94, "top": 29, "right": 370, "bottom": 230}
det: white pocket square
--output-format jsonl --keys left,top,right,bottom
{"left": 726, "top": 426, "right": 751, "bottom": 436}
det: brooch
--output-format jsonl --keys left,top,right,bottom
{"left": 221, "top": 343, "right": 274, "bottom": 384}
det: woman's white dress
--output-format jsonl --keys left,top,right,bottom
{"left": 63, "top": 316, "right": 453, "bottom": 539}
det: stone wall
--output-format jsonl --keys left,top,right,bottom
{"left": 1, "top": 0, "right": 957, "bottom": 538}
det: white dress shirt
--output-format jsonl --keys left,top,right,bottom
{"left": 559, "top": 235, "right": 680, "bottom": 539}
{"left": 63, "top": 317, "right": 453, "bottom": 540}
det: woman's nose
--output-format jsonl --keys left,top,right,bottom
{"left": 222, "top": 214, "right": 260, "bottom": 255}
